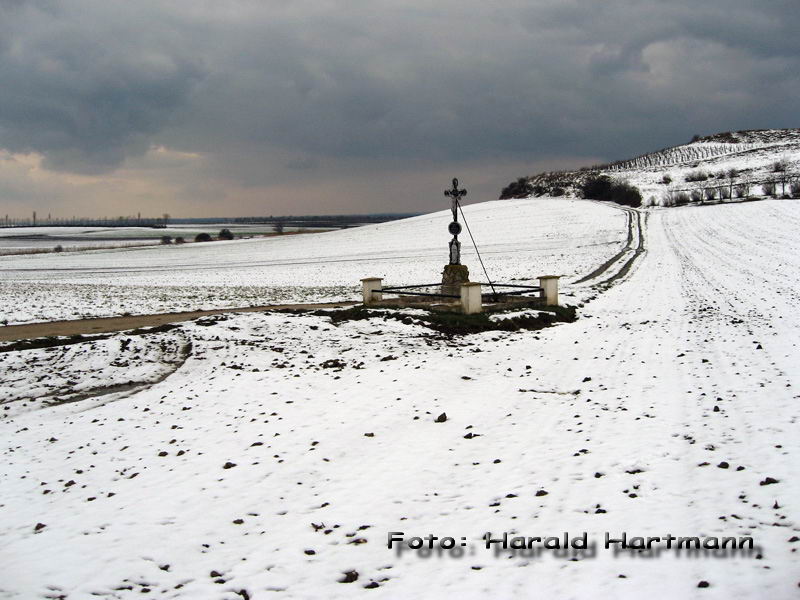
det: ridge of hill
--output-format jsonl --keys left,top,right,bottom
{"left": 501, "top": 128, "right": 800, "bottom": 206}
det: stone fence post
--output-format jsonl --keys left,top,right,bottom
{"left": 361, "top": 278, "right": 382, "bottom": 305}
{"left": 460, "top": 282, "right": 482, "bottom": 314}
{"left": 538, "top": 275, "right": 560, "bottom": 306}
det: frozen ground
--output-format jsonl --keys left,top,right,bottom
{"left": 0, "top": 199, "right": 798, "bottom": 599}
{"left": 0, "top": 199, "right": 625, "bottom": 324}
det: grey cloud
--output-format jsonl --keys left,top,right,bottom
{"left": 0, "top": 1, "right": 205, "bottom": 173}
{"left": 0, "top": 0, "right": 798, "bottom": 189}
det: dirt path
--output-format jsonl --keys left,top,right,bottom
{"left": 572, "top": 205, "right": 646, "bottom": 287}
{"left": 0, "top": 301, "right": 359, "bottom": 343}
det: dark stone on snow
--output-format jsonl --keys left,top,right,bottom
{"left": 339, "top": 571, "right": 359, "bottom": 583}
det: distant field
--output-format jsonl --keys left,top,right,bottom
{"left": 0, "top": 224, "right": 327, "bottom": 252}
{"left": 0, "top": 199, "right": 626, "bottom": 324}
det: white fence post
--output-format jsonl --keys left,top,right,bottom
{"left": 460, "top": 282, "right": 482, "bottom": 314}
{"left": 538, "top": 275, "right": 560, "bottom": 306}
{"left": 361, "top": 278, "right": 382, "bottom": 305}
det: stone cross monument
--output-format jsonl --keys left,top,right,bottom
{"left": 442, "top": 178, "right": 470, "bottom": 291}
{"left": 443, "top": 178, "right": 467, "bottom": 264}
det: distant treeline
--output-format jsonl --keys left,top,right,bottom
{"left": 0, "top": 213, "right": 420, "bottom": 229}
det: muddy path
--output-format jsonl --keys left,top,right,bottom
{"left": 0, "top": 301, "right": 359, "bottom": 343}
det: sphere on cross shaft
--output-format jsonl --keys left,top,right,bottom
{"left": 448, "top": 221, "right": 462, "bottom": 235}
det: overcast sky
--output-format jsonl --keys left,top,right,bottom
{"left": 0, "top": 0, "right": 797, "bottom": 218}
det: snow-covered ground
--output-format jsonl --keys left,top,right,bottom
{"left": 0, "top": 199, "right": 625, "bottom": 324}
{"left": 1, "top": 198, "right": 798, "bottom": 599}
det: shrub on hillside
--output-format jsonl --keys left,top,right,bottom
{"left": 53, "top": 245, "right": 64, "bottom": 253}
{"left": 675, "top": 192, "right": 691, "bottom": 206}
{"left": 160, "top": 235, "right": 173, "bottom": 245}
{"left": 661, "top": 174, "right": 672, "bottom": 184}
{"left": 218, "top": 228, "right": 234, "bottom": 240}
{"left": 550, "top": 186, "right": 565, "bottom": 197}
{"left": 791, "top": 181, "right": 800, "bottom": 199}
{"left": 579, "top": 175, "right": 642, "bottom": 207}
{"left": 685, "top": 170, "right": 708, "bottom": 182}
{"left": 773, "top": 159, "right": 789, "bottom": 173}
{"left": 195, "top": 232, "right": 213, "bottom": 242}
{"left": 704, "top": 188, "right": 717, "bottom": 201}
{"left": 175, "top": 236, "right": 186, "bottom": 244}
{"left": 499, "top": 177, "right": 534, "bottom": 199}
{"left": 690, "top": 190, "right": 703, "bottom": 203}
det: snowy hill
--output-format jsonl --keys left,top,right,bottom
{"left": 1, "top": 197, "right": 798, "bottom": 598}
{"left": 501, "top": 129, "right": 800, "bottom": 206}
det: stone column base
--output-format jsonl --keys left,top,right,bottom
{"left": 442, "top": 264, "right": 470, "bottom": 297}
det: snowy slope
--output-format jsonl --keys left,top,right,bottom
{"left": 616, "top": 130, "right": 800, "bottom": 205}
{"left": 0, "top": 199, "right": 625, "bottom": 324}
{"left": 510, "top": 129, "right": 800, "bottom": 207}
{"left": 1, "top": 199, "right": 798, "bottom": 599}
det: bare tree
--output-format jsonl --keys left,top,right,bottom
{"left": 726, "top": 168, "right": 739, "bottom": 200}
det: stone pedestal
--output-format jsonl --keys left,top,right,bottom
{"left": 361, "top": 277, "right": 382, "bottom": 305}
{"left": 538, "top": 275, "right": 560, "bottom": 306}
{"left": 442, "top": 264, "right": 469, "bottom": 297}
{"left": 460, "top": 282, "right": 482, "bottom": 314}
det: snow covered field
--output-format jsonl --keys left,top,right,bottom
{"left": 1, "top": 198, "right": 798, "bottom": 599}
{"left": 0, "top": 199, "right": 625, "bottom": 324}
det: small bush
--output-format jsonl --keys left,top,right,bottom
{"left": 685, "top": 170, "right": 708, "bottom": 182}
{"left": 53, "top": 244, "right": 64, "bottom": 253}
{"left": 175, "top": 236, "right": 186, "bottom": 244}
{"left": 734, "top": 184, "right": 747, "bottom": 198}
{"left": 720, "top": 187, "right": 731, "bottom": 199}
{"left": 773, "top": 159, "right": 788, "bottom": 173}
{"left": 160, "top": 235, "right": 173, "bottom": 245}
{"left": 580, "top": 175, "right": 612, "bottom": 199}
{"left": 218, "top": 228, "right": 234, "bottom": 240}
{"left": 675, "top": 192, "right": 691, "bottom": 206}
{"left": 690, "top": 190, "right": 703, "bottom": 203}
{"left": 550, "top": 186, "right": 565, "bottom": 197}
{"left": 579, "top": 175, "right": 641, "bottom": 207}
{"left": 762, "top": 181, "right": 777, "bottom": 197}
{"left": 499, "top": 177, "right": 534, "bottom": 199}
{"left": 790, "top": 182, "right": 800, "bottom": 198}
{"left": 195, "top": 232, "right": 213, "bottom": 242}
{"left": 661, "top": 174, "right": 672, "bottom": 184}
{"left": 704, "top": 188, "right": 717, "bottom": 201}
{"left": 532, "top": 184, "right": 547, "bottom": 196}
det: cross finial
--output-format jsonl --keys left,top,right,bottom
{"left": 444, "top": 178, "right": 467, "bottom": 201}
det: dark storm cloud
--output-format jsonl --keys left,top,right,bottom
{"left": 0, "top": 0, "right": 797, "bottom": 181}
{"left": 0, "top": 1, "right": 205, "bottom": 173}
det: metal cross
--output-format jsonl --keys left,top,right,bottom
{"left": 443, "top": 178, "right": 467, "bottom": 264}
{"left": 444, "top": 177, "right": 467, "bottom": 222}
